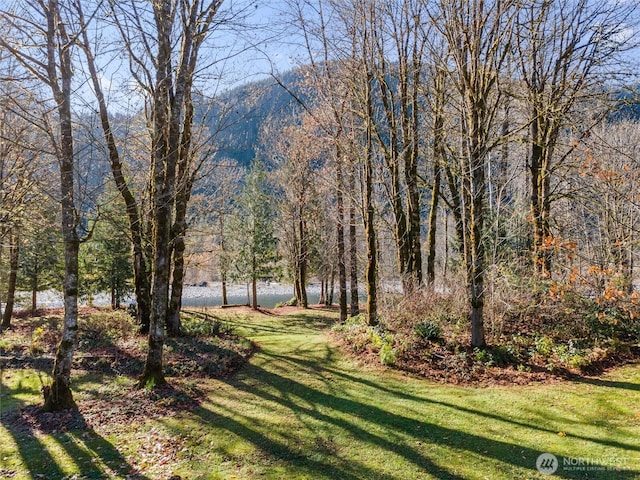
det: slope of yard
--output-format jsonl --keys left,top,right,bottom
{"left": 1, "top": 307, "right": 639, "bottom": 479}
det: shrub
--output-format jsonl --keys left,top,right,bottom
{"left": 182, "top": 315, "right": 232, "bottom": 337}
{"left": 80, "top": 310, "right": 138, "bottom": 343}
{"left": 415, "top": 320, "right": 441, "bottom": 341}
{"left": 533, "top": 336, "right": 554, "bottom": 357}
{"left": 474, "top": 348, "right": 494, "bottom": 366}
{"left": 379, "top": 343, "right": 397, "bottom": 365}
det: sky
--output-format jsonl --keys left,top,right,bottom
{"left": 71, "top": 0, "right": 303, "bottom": 113}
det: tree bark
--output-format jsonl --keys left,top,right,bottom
{"left": 328, "top": 266, "right": 335, "bottom": 306}
{"left": 427, "top": 85, "right": 446, "bottom": 285}
{"left": 349, "top": 166, "right": 359, "bottom": 316}
{"left": 1, "top": 232, "right": 19, "bottom": 330}
{"left": 426, "top": 164, "right": 441, "bottom": 286}
{"left": 336, "top": 147, "right": 348, "bottom": 322}
{"left": 43, "top": 0, "right": 81, "bottom": 411}
{"left": 529, "top": 116, "right": 553, "bottom": 276}
{"left": 297, "top": 211, "right": 309, "bottom": 308}
{"left": 138, "top": 0, "right": 175, "bottom": 389}
{"left": 364, "top": 72, "right": 378, "bottom": 326}
{"left": 252, "top": 263, "right": 258, "bottom": 310}
{"left": 78, "top": 10, "right": 152, "bottom": 333}
{"left": 167, "top": 189, "right": 190, "bottom": 336}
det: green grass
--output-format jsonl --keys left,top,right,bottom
{"left": 2, "top": 308, "right": 640, "bottom": 479}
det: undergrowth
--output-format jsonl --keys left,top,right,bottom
{"left": 0, "top": 307, "right": 254, "bottom": 380}
{"left": 333, "top": 273, "right": 640, "bottom": 383}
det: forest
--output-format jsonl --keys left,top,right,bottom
{"left": 1, "top": 0, "right": 640, "bottom": 478}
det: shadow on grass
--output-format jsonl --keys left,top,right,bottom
{"left": 217, "top": 309, "right": 337, "bottom": 337}
{"left": 576, "top": 376, "right": 640, "bottom": 391}
{"left": 1, "top": 377, "right": 149, "bottom": 479}
{"left": 193, "top": 402, "right": 427, "bottom": 480}
{"left": 230, "top": 363, "right": 640, "bottom": 479}
{"left": 260, "top": 350, "right": 640, "bottom": 455}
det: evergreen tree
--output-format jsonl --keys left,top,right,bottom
{"left": 231, "top": 160, "right": 279, "bottom": 309}
{"left": 18, "top": 212, "right": 63, "bottom": 313}
{"left": 79, "top": 198, "right": 133, "bottom": 309}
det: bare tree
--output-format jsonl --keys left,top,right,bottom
{"left": 433, "top": 0, "right": 517, "bottom": 347}
{"left": 340, "top": 0, "right": 380, "bottom": 324}
{"left": 286, "top": 0, "right": 355, "bottom": 321}
{"left": 368, "top": 0, "right": 426, "bottom": 290}
{"left": 268, "top": 116, "right": 324, "bottom": 308}
{"left": 74, "top": 2, "right": 153, "bottom": 333}
{"left": 110, "top": 0, "right": 227, "bottom": 386}
{"left": 0, "top": 0, "right": 93, "bottom": 409}
{"left": 514, "top": 0, "right": 639, "bottom": 276}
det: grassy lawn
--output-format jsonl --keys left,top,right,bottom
{"left": 1, "top": 307, "right": 640, "bottom": 479}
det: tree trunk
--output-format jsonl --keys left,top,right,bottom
{"left": 295, "top": 207, "right": 308, "bottom": 308}
{"left": 426, "top": 164, "right": 441, "bottom": 286}
{"left": 31, "top": 283, "right": 37, "bottom": 314}
{"left": 220, "top": 216, "right": 228, "bottom": 306}
{"left": 43, "top": 3, "right": 80, "bottom": 410}
{"left": 167, "top": 85, "right": 197, "bottom": 336}
{"left": 252, "top": 276, "right": 258, "bottom": 310}
{"left": 221, "top": 274, "right": 228, "bottom": 306}
{"left": 405, "top": 44, "right": 423, "bottom": 287}
{"left": 328, "top": 267, "right": 335, "bottom": 306}
{"left": 167, "top": 192, "right": 190, "bottom": 336}
{"left": 319, "top": 278, "right": 326, "bottom": 306}
{"left": 1, "top": 232, "right": 19, "bottom": 330}
{"left": 336, "top": 148, "right": 348, "bottom": 322}
{"left": 138, "top": 0, "right": 175, "bottom": 388}
{"left": 134, "top": 250, "right": 152, "bottom": 335}
{"left": 365, "top": 73, "right": 378, "bottom": 326}
{"left": 530, "top": 117, "right": 553, "bottom": 277}
{"left": 80, "top": 14, "right": 152, "bottom": 333}
{"left": 427, "top": 90, "right": 445, "bottom": 285}
{"left": 349, "top": 167, "right": 359, "bottom": 316}
{"left": 467, "top": 144, "right": 487, "bottom": 348}
{"left": 45, "top": 209, "right": 81, "bottom": 411}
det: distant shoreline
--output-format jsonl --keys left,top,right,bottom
{"left": 13, "top": 281, "right": 326, "bottom": 310}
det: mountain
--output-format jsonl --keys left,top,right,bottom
{"left": 611, "top": 86, "right": 640, "bottom": 121}
{"left": 200, "top": 70, "right": 307, "bottom": 168}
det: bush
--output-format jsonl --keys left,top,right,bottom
{"left": 379, "top": 343, "right": 397, "bottom": 365}
{"left": 182, "top": 314, "right": 232, "bottom": 337}
{"left": 474, "top": 348, "right": 494, "bottom": 366}
{"left": 415, "top": 320, "right": 441, "bottom": 341}
{"left": 80, "top": 310, "right": 138, "bottom": 343}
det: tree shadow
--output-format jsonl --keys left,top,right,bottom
{"left": 193, "top": 401, "right": 445, "bottom": 480}
{"left": 215, "top": 308, "right": 336, "bottom": 337}
{"left": 260, "top": 350, "right": 640, "bottom": 454}
{"left": 575, "top": 376, "right": 640, "bottom": 392}
{"left": 206, "top": 354, "right": 640, "bottom": 479}
{"left": 1, "top": 377, "right": 149, "bottom": 479}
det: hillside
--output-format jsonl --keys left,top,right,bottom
{"left": 202, "top": 70, "right": 307, "bottom": 167}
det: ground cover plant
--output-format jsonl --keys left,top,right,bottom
{"left": 332, "top": 275, "right": 640, "bottom": 385}
{"left": 1, "top": 306, "right": 640, "bottom": 479}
